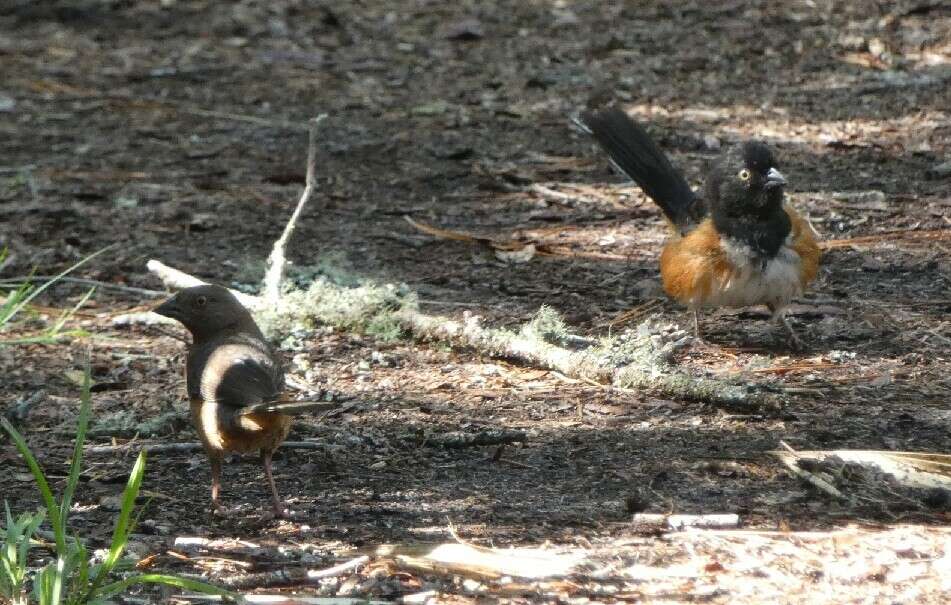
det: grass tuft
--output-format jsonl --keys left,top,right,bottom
{"left": 0, "top": 245, "right": 113, "bottom": 345}
{"left": 0, "top": 361, "right": 232, "bottom": 605}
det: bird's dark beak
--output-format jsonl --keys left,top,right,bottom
{"left": 764, "top": 167, "right": 786, "bottom": 190}
{"left": 153, "top": 297, "right": 181, "bottom": 320}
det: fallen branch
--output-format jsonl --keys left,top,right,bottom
{"left": 110, "top": 310, "right": 178, "bottom": 327}
{"left": 145, "top": 259, "right": 262, "bottom": 308}
{"left": 401, "top": 308, "right": 780, "bottom": 415}
{"left": 263, "top": 115, "right": 327, "bottom": 303}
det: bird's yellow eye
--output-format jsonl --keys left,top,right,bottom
{"left": 196, "top": 295, "right": 207, "bottom": 307}
{"left": 738, "top": 169, "right": 751, "bottom": 181}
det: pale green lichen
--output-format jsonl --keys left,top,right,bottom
{"left": 256, "top": 276, "right": 416, "bottom": 343}
{"left": 520, "top": 305, "right": 571, "bottom": 346}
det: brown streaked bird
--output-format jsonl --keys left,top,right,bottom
{"left": 576, "top": 107, "right": 820, "bottom": 347}
{"left": 155, "top": 284, "right": 325, "bottom": 517}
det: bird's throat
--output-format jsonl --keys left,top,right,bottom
{"left": 713, "top": 208, "right": 792, "bottom": 260}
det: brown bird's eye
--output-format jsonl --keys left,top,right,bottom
{"left": 738, "top": 169, "right": 751, "bottom": 181}
{"left": 196, "top": 295, "right": 207, "bottom": 307}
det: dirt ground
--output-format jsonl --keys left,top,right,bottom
{"left": 2, "top": 1, "right": 951, "bottom": 602}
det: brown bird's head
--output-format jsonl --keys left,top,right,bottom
{"left": 154, "top": 284, "right": 262, "bottom": 342}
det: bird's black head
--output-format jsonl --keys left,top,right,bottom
{"left": 154, "top": 284, "right": 260, "bottom": 342}
{"left": 705, "top": 141, "right": 791, "bottom": 257}
{"left": 706, "top": 141, "right": 786, "bottom": 216}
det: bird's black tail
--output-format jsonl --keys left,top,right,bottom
{"left": 576, "top": 107, "right": 702, "bottom": 230}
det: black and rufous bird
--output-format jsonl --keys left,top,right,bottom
{"left": 577, "top": 107, "right": 820, "bottom": 347}
{"left": 155, "top": 284, "right": 324, "bottom": 517}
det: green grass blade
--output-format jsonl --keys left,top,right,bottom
{"left": 0, "top": 331, "right": 89, "bottom": 345}
{"left": 0, "top": 282, "right": 33, "bottom": 326}
{"left": 47, "top": 288, "right": 95, "bottom": 338}
{"left": 63, "top": 539, "right": 88, "bottom": 605}
{"left": 16, "top": 510, "right": 45, "bottom": 580}
{"left": 94, "top": 574, "right": 233, "bottom": 601}
{"left": 0, "top": 414, "right": 72, "bottom": 605}
{"left": 50, "top": 556, "right": 65, "bottom": 605}
{"left": 73, "top": 558, "right": 91, "bottom": 605}
{"left": 4, "top": 243, "right": 115, "bottom": 326}
{"left": 0, "top": 503, "right": 22, "bottom": 598}
{"left": 0, "top": 419, "right": 63, "bottom": 553}
{"left": 59, "top": 361, "right": 92, "bottom": 526}
{"left": 83, "top": 451, "right": 146, "bottom": 601}
{"left": 33, "top": 563, "right": 54, "bottom": 605}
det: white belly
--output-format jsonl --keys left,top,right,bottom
{"left": 704, "top": 238, "right": 803, "bottom": 309}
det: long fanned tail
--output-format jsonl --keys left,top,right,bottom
{"left": 576, "top": 107, "right": 704, "bottom": 231}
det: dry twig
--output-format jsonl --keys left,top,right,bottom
{"left": 263, "top": 115, "right": 328, "bottom": 303}
{"left": 774, "top": 441, "right": 846, "bottom": 500}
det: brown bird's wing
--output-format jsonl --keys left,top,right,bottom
{"left": 189, "top": 334, "right": 285, "bottom": 410}
{"left": 214, "top": 354, "right": 284, "bottom": 408}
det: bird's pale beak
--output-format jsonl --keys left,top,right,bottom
{"left": 764, "top": 167, "right": 786, "bottom": 189}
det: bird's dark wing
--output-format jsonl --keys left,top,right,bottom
{"left": 190, "top": 334, "right": 285, "bottom": 409}
{"left": 214, "top": 355, "right": 283, "bottom": 408}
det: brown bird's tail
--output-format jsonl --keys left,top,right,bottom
{"left": 239, "top": 400, "right": 340, "bottom": 416}
{"left": 575, "top": 107, "right": 704, "bottom": 232}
